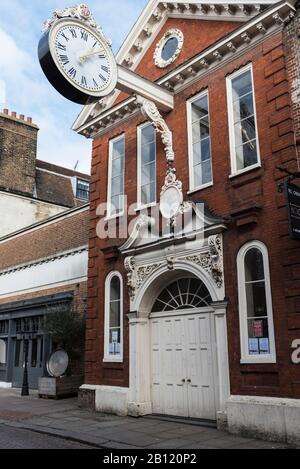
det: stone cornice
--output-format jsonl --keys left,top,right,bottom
{"left": 0, "top": 246, "right": 88, "bottom": 277}
{"left": 77, "top": 1, "right": 295, "bottom": 139}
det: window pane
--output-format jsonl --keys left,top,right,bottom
{"left": 111, "top": 195, "right": 122, "bottom": 214}
{"left": 111, "top": 175, "right": 123, "bottom": 196}
{"left": 14, "top": 340, "right": 21, "bottom": 367}
{"left": 142, "top": 141, "right": 155, "bottom": 164}
{"left": 246, "top": 281, "right": 267, "bottom": 318}
{"left": 202, "top": 160, "right": 212, "bottom": 185}
{"left": 245, "top": 248, "right": 265, "bottom": 282}
{"left": 192, "top": 96, "right": 208, "bottom": 122}
{"left": 232, "top": 70, "right": 252, "bottom": 100}
{"left": 201, "top": 138, "right": 211, "bottom": 162}
{"left": 110, "top": 301, "right": 121, "bottom": 328}
{"left": 234, "top": 116, "right": 256, "bottom": 146}
{"left": 0, "top": 339, "right": 6, "bottom": 366}
{"left": 141, "top": 162, "right": 155, "bottom": 185}
{"left": 236, "top": 140, "right": 257, "bottom": 170}
{"left": 142, "top": 125, "right": 155, "bottom": 145}
{"left": 233, "top": 93, "right": 254, "bottom": 123}
{"left": 110, "top": 276, "right": 121, "bottom": 301}
{"left": 247, "top": 319, "right": 270, "bottom": 355}
{"left": 112, "top": 157, "right": 123, "bottom": 177}
{"left": 161, "top": 37, "right": 179, "bottom": 61}
{"left": 113, "top": 139, "right": 125, "bottom": 159}
{"left": 31, "top": 339, "right": 38, "bottom": 368}
{"left": 141, "top": 182, "right": 155, "bottom": 205}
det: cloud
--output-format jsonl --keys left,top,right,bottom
{"left": 0, "top": 0, "right": 148, "bottom": 176}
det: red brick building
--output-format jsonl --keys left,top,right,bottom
{"left": 74, "top": 1, "right": 300, "bottom": 443}
{"left": 0, "top": 111, "right": 90, "bottom": 389}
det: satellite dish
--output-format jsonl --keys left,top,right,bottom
{"left": 47, "top": 350, "right": 69, "bottom": 378}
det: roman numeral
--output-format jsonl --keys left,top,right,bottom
{"left": 59, "top": 55, "right": 69, "bottom": 66}
{"left": 57, "top": 42, "right": 66, "bottom": 51}
{"left": 98, "top": 54, "right": 105, "bottom": 59}
{"left": 101, "top": 65, "right": 109, "bottom": 74}
{"left": 81, "top": 76, "right": 87, "bottom": 86}
{"left": 99, "top": 73, "right": 106, "bottom": 83}
{"left": 60, "top": 32, "right": 69, "bottom": 42}
{"left": 70, "top": 28, "right": 77, "bottom": 38}
{"left": 68, "top": 67, "right": 77, "bottom": 78}
{"left": 93, "top": 41, "right": 98, "bottom": 48}
{"left": 93, "top": 79, "right": 99, "bottom": 88}
{"left": 80, "top": 31, "right": 88, "bottom": 41}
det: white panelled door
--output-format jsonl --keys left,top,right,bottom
{"left": 150, "top": 312, "right": 216, "bottom": 420}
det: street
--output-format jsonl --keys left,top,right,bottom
{"left": 0, "top": 424, "right": 93, "bottom": 449}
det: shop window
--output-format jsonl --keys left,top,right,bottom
{"left": 0, "top": 339, "right": 7, "bottom": 366}
{"left": 104, "top": 272, "right": 123, "bottom": 362}
{"left": 237, "top": 241, "right": 276, "bottom": 363}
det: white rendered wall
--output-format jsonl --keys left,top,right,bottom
{"left": 0, "top": 192, "right": 66, "bottom": 238}
{"left": 0, "top": 250, "right": 88, "bottom": 298}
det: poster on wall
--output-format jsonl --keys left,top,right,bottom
{"left": 249, "top": 338, "right": 259, "bottom": 355}
{"left": 259, "top": 338, "right": 270, "bottom": 354}
{"left": 253, "top": 320, "right": 263, "bottom": 338}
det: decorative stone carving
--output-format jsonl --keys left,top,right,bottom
{"left": 42, "top": 4, "right": 112, "bottom": 47}
{"left": 136, "top": 97, "right": 174, "bottom": 163}
{"left": 153, "top": 29, "right": 184, "bottom": 69}
{"left": 186, "top": 235, "right": 224, "bottom": 288}
{"left": 125, "top": 256, "right": 161, "bottom": 299}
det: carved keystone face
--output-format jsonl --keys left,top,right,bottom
{"left": 78, "top": 4, "right": 91, "bottom": 18}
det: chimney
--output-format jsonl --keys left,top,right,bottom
{"left": 0, "top": 109, "right": 39, "bottom": 196}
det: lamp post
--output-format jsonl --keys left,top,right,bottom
{"left": 17, "top": 331, "right": 36, "bottom": 397}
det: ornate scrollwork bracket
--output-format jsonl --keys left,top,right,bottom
{"left": 42, "top": 3, "right": 112, "bottom": 47}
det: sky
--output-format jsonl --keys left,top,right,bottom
{"left": 0, "top": 0, "right": 148, "bottom": 174}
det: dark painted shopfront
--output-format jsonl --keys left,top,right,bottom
{"left": 0, "top": 292, "right": 73, "bottom": 389}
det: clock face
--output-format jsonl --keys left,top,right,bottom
{"left": 52, "top": 24, "right": 112, "bottom": 94}
{"left": 43, "top": 19, "right": 117, "bottom": 101}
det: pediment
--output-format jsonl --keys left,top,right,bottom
{"left": 119, "top": 202, "right": 226, "bottom": 254}
{"left": 73, "top": 1, "right": 280, "bottom": 131}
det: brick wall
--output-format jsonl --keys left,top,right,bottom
{"left": 0, "top": 207, "right": 89, "bottom": 271}
{"left": 86, "top": 19, "right": 300, "bottom": 398}
{"left": 0, "top": 111, "right": 38, "bottom": 196}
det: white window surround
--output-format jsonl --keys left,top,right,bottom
{"left": 104, "top": 271, "right": 124, "bottom": 363}
{"left": 237, "top": 241, "right": 276, "bottom": 364}
{"left": 187, "top": 90, "right": 213, "bottom": 192}
{"left": 137, "top": 122, "right": 157, "bottom": 210}
{"left": 226, "top": 63, "right": 261, "bottom": 178}
{"left": 106, "top": 134, "right": 125, "bottom": 220}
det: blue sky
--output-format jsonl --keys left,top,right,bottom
{"left": 0, "top": 1, "right": 148, "bottom": 174}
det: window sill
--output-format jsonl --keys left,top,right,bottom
{"left": 229, "top": 163, "right": 261, "bottom": 180}
{"left": 240, "top": 357, "right": 276, "bottom": 365}
{"left": 135, "top": 202, "right": 157, "bottom": 212}
{"left": 187, "top": 182, "right": 213, "bottom": 195}
{"left": 103, "top": 357, "right": 123, "bottom": 364}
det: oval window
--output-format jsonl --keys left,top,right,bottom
{"left": 161, "top": 37, "right": 179, "bottom": 61}
{"left": 154, "top": 29, "right": 184, "bottom": 68}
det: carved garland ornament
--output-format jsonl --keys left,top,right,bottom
{"left": 42, "top": 4, "right": 112, "bottom": 47}
{"left": 124, "top": 234, "right": 224, "bottom": 300}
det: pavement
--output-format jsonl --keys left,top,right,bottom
{"left": 0, "top": 388, "right": 295, "bottom": 449}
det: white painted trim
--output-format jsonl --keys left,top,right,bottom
{"left": 187, "top": 90, "right": 213, "bottom": 192}
{"left": 104, "top": 271, "right": 124, "bottom": 363}
{"left": 237, "top": 240, "right": 276, "bottom": 364}
{"left": 137, "top": 122, "right": 157, "bottom": 208}
{"left": 226, "top": 63, "right": 261, "bottom": 176}
{"left": 229, "top": 163, "right": 262, "bottom": 179}
{"left": 106, "top": 134, "right": 125, "bottom": 219}
{"left": 187, "top": 182, "right": 214, "bottom": 195}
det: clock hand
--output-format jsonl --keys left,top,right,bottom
{"left": 79, "top": 49, "right": 105, "bottom": 64}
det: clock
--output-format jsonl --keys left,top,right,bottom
{"left": 38, "top": 15, "right": 118, "bottom": 105}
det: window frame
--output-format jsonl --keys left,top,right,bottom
{"left": 237, "top": 241, "right": 276, "bottom": 364}
{"left": 76, "top": 177, "right": 90, "bottom": 201}
{"left": 103, "top": 271, "right": 124, "bottom": 363}
{"left": 137, "top": 122, "right": 157, "bottom": 210}
{"left": 226, "top": 63, "right": 261, "bottom": 178}
{"left": 106, "top": 134, "right": 126, "bottom": 220}
{"left": 187, "top": 89, "right": 213, "bottom": 193}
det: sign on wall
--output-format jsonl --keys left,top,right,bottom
{"left": 285, "top": 181, "right": 300, "bottom": 240}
